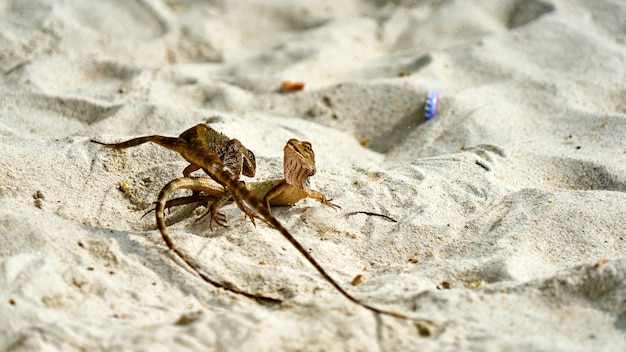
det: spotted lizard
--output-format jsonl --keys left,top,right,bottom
{"left": 92, "top": 123, "right": 256, "bottom": 181}
{"left": 92, "top": 123, "right": 257, "bottom": 222}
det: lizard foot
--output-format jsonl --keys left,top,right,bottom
{"left": 195, "top": 203, "right": 229, "bottom": 230}
{"left": 324, "top": 199, "right": 341, "bottom": 210}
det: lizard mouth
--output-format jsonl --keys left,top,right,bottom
{"left": 285, "top": 140, "right": 303, "bottom": 157}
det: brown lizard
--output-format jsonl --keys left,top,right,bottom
{"left": 92, "top": 123, "right": 257, "bottom": 223}
{"left": 92, "top": 123, "right": 256, "bottom": 180}
{"left": 160, "top": 139, "right": 340, "bottom": 227}
{"left": 96, "top": 127, "right": 435, "bottom": 329}
{"left": 153, "top": 139, "right": 435, "bottom": 329}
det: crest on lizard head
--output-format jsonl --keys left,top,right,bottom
{"left": 283, "top": 139, "right": 316, "bottom": 186}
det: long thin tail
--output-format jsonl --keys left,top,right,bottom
{"left": 156, "top": 177, "right": 282, "bottom": 304}
{"left": 192, "top": 149, "right": 435, "bottom": 328}
{"left": 92, "top": 135, "right": 186, "bottom": 152}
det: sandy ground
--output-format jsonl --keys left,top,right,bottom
{"left": 1, "top": 0, "right": 625, "bottom": 350}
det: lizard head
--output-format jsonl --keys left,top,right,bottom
{"left": 242, "top": 149, "right": 256, "bottom": 178}
{"left": 284, "top": 139, "right": 316, "bottom": 186}
{"left": 222, "top": 138, "right": 256, "bottom": 178}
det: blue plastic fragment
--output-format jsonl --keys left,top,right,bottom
{"left": 425, "top": 89, "right": 439, "bottom": 120}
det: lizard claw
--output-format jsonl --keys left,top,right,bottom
{"left": 319, "top": 195, "right": 341, "bottom": 210}
{"left": 323, "top": 198, "right": 341, "bottom": 210}
{"left": 196, "top": 204, "right": 229, "bottom": 231}
{"left": 209, "top": 213, "right": 229, "bottom": 231}
{"left": 241, "top": 207, "right": 258, "bottom": 227}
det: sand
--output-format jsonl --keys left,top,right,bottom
{"left": 1, "top": 0, "right": 625, "bottom": 350}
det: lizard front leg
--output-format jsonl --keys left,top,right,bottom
{"left": 184, "top": 138, "right": 258, "bottom": 227}
{"left": 304, "top": 189, "right": 341, "bottom": 210}
{"left": 261, "top": 182, "right": 340, "bottom": 211}
{"left": 198, "top": 166, "right": 259, "bottom": 227}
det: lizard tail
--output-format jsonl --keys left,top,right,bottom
{"left": 91, "top": 135, "right": 177, "bottom": 149}
{"left": 194, "top": 148, "right": 437, "bottom": 328}
{"left": 156, "top": 177, "right": 282, "bottom": 304}
{"left": 223, "top": 172, "right": 437, "bottom": 326}
{"left": 156, "top": 178, "right": 197, "bottom": 262}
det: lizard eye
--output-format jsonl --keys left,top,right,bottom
{"left": 247, "top": 151, "right": 256, "bottom": 163}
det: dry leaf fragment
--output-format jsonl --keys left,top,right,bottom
{"left": 351, "top": 274, "right": 366, "bottom": 286}
{"left": 280, "top": 81, "right": 305, "bottom": 92}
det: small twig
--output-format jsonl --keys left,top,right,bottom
{"left": 345, "top": 211, "right": 398, "bottom": 223}
{"left": 475, "top": 160, "right": 490, "bottom": 171}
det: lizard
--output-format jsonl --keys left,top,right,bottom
{"left": 95, "top": 126, "right": 436, "bottom": 330}
{"left": 152, "top": 139, "right": 436, "bottom": 331}
{"left": 92, "top": 123, "right": 258, "bottom": 223}
{"left": 158, "top": 139, "right": 340, "bottom": 228}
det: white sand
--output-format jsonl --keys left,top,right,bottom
{"left": 1, "top": 0, "right": 625, "bottom": 350}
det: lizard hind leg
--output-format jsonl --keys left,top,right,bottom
{"left": 229, "top": 192, "right": 260, "bottom": 227}
{"left": 195, "top": 194, "right": 231, "bottom": 230}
